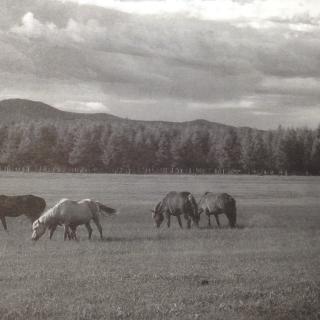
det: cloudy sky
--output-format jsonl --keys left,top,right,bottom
{"left": 1, "top": 0, "right": 320, "bottom": 129}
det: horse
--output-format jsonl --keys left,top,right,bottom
{"left": 32, "top": 199, "right": 117, "bottom": 241}
{"left": 152, "top": 191, "right": 199, "bottom": 229}
{"left": 0, "top": 195, "right": 46, "bottom": 231}
{"left": 198, "top": 192, "right": 237, "bottom": 228}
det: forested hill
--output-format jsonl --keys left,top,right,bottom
{"left": 0, "top": 99, "right": 319, "bottom": 175}
{"left": 0, "top": 98, "right": 234, "bottom": 131}
{"left": 0, "top": 99, "right": 122, "bottom": 123}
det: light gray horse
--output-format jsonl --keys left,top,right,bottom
{"left": 198, "top": 192, "right": 237, "bottom": 228}
{"left": 32, "top": 199, "right": 117, "bottom": 241}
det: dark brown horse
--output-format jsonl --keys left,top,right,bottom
{"left": 152, "top": 191, "right": 199, "bottom": 229}
{"left": 198, "top": 192, "right": 236, "bottom": 228}
{"left": 0, "top": 195, "right": 46, "bottom": 231}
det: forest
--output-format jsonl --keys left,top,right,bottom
{"left": 0, "top": 119, "right": 319, "bottom": 175}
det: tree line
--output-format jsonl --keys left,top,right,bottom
{"left": 0, "top": 121, "right": 319, "bottom": 175}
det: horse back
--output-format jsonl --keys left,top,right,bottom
{"left": 164, "top": 191, "right": 195, "bottom": 216}
{"left": 204, "top": 192, "right": 236, "bottom": 213}
{"left": 0, "top": 194, "right": 46, "bottom": 219}
{"left": 58, "top": 200, "right": 95, "bottom": 224}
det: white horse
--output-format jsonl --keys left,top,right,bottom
{"left": 31, "top": 199, "right": 117, "bottom": 241}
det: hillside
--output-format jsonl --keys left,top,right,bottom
{"left": 0, "top": 98, "right": 235, "bottom": 131}
{"left": 0, "top": 99, "right": 122, "bottom": 123}
{"left": 0, "top": 98, "right": 316, "bottom": 175}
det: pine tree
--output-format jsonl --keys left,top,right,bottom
{"left": 16, "top": 124, "right": 36, "bottom": 167}
{"left": 218, "top": 128, "right": 242, "bottom": 172}
{"left": 278, "top": 129, "right": 304, "bottom": 174}
{"left": 311, "top": 125, "right": 320, "bottom": 174}
{"left": 0, "top": 125, "right": 23, "bottom": 167}
{"left": 102, "top": 130, "right": 130, "bottom": 171}
{"left": 69, "top": 126, "right": 103, "bottom": 171}
{"left": 241, "top": 129, "right": 254, "bottom": 173}
{"left": 263, "top": 131, "right": 276, "bottom": 173}
{"left": 298, "top": 128, "right": 313, "bottom": 174}
{"left": 33, "top": 125, "right": 58, "bottom": 167}
{"left": 251, "top": 131, "right": 267, "bottom": 173}
{"left": 206, "top": 144, "right": 218, "bottom": 171}
{"left": 155, "top": 132, "right": 171, "bottom": 168}
{"left": 55, "top": 126, "right": 76, "bottom": 169}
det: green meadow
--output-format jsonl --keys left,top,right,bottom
{"left": 0, "top": 173, "right": 319, "bottom": 319}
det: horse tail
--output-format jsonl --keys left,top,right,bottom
{"left": 96, "top": 202, "right": 118, "bottom": 216}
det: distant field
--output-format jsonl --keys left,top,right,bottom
{"left": 0, "top": 173, "right": 319, "bottom": 320}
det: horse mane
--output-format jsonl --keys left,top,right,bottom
{"left": 156, "top": 200, "right": 165, "bottom": 213}
{"left": 198, "top": 193, "right": 206, "bottom": 206}
{"left": 199, "top": 191, "right": 212, "bottom": 203}
{"left": 39, "top": 198, "right": 69, "bottom": 225}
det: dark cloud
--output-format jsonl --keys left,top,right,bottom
{"left": 0, "top": 0, "right": 320, "bottom": 128}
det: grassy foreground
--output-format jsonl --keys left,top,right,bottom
{"left": 0, "top": 173, "right": 319, "bottom": 319}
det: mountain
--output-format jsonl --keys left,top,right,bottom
{"left": 0, "top": 99, "right": 315, "bottom": 175}
{"left": 0, "top": 98, "right": 239, "bottom": 131}
{"left": 0, "top": 99, "right": 122, "bottom": 123}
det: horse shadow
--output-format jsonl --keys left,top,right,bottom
{"left": 199, "top": 224, "right": 246, "bottom": 230}
{"left": 100, "top": 235, "right": 169, "bottom": 243}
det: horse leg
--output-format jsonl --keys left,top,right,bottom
{"left": 64, "top": 225, "right": 70, "bottom": 241}
{"left": 165, "top": 212, "right": 171, "bottom": 228}
{"left": 183, "top": 212, "right": 191, "bottom": 229}
{"left": 92, "top": 217, "right": 103, "bottom": 240}
{"left": 214, "top": 214, "right": 221, "bottom": 228}
{"left": 176, "top": 215, "right": 183, "bottom": 229}
{"left": 206, "top": 210, "right": 212, "bottom": 228}
{"left": 49, "top": 224, "right": 57, "bottom": 239}
{"left": 70, "top": 225, "right": 78, "bottom": 241}
{"left": 65, "top": 227, "right": 72, "bottom": 240}
{"left": 207, "top": 215, "right": 212, "bottom": 227}
{"left": 0, "top": 216, "right": 8, "bottom": 231}
{"left": 85, "top": 222, "right": 92, "bottom": 240}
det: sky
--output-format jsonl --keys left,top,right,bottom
{"left": 1, "top": 0, "right": 320, "bottom": 129}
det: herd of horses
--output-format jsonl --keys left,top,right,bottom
{"left": 0, "top": 191, "right": 237, "bottom": 241}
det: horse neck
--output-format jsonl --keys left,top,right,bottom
{"left": 39, "top": 208, "right": 56, "bottom": 226}
{"left": 200, "top": 194, "right": 211, "bottom": 211}
{"left": 198, "top": 194, "right": 206, "bottom": 207}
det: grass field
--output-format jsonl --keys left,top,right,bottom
{"left": 0, "top": 172, "right": 320, "bottom": 320}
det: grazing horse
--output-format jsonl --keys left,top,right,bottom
{"left": 32, "top": 199, "right": 117, "bottom": 241}
{"left": 152, "top": 191, "right": 199, "bottom": 229}
{"left": 0, "top": 195, "right": 46, "bottom": 231}
{"left": 198, "top": 192, "right": 237, "bottom": 228}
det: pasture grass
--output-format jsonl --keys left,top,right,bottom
{"left": 0, "top": 173, "right": 319, "bottom": 319}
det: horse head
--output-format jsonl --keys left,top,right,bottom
{"left": 151, "top": 201, "right": 164, "bottom": 228}
{"left": 187, "top": 193, "right": 199, "bottom": 227}
{"left": 31, "top": 219, "right": 46, "bottom": 241}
